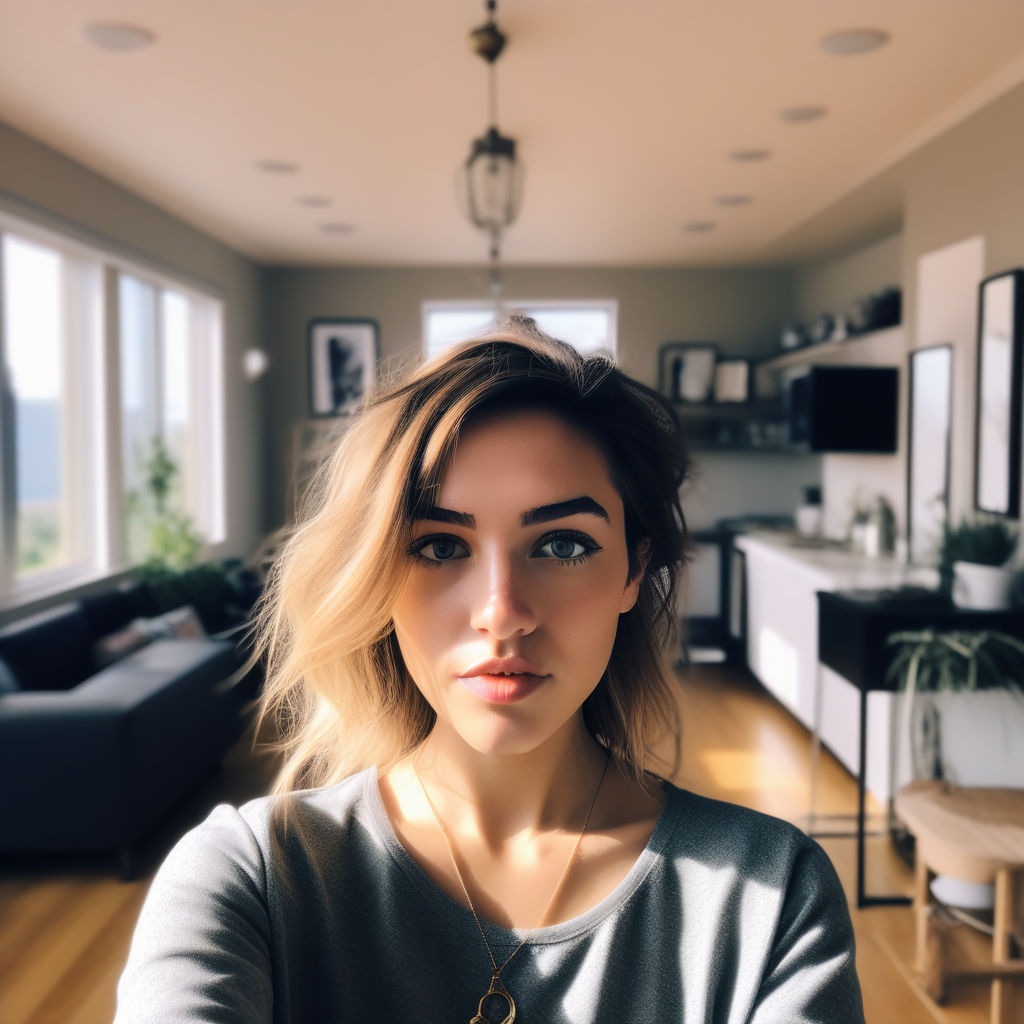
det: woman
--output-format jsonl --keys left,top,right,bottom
{"left": 116, "top": 317, "right": 864, "bottom": 1023}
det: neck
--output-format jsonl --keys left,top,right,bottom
{"left": 410, "top": 717, "right": 608, "bottom": 851}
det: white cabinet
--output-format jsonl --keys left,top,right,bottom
{"left": 741, "top": 541, "right": 821, "bottom": 727}
{"left": 735, "top": 532, "right": 936, "bottom": 802}
{"left": 819, "top": 665, "right": 900, "bottom": 801}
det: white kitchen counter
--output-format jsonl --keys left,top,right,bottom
{"left": 734, "top": 530, "right": 939, "bottom": 591}
{"left": 733, "top": 530, "right": 938, "bottom": 803}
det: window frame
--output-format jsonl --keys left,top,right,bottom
{"left": 0, "top": 205, "right": 226, "bottom": 609}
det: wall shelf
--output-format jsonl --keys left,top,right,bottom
{"left": 673, "top": 399, "right": 785, "bottom": 452}
{"left": 665, "top": 324, "right": 903, "bottom": 452}
{"left": 759, "top": 324, "right": 903, "bottom": 373}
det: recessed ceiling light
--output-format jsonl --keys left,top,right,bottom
{"left": 254, "top": 159, "right": 300, "bottom": 174}
{"left": 683, "top": 222, "right": 716, "bottom": 233}
{"left": 298, "top": 196, "right": 332, "bottom": 208}
{"left": 779, "top": 105, "right": 827, "bottom": 122}
{"left": 82, "top": 22, "right": 156, "bottom": 51}
{"left": 319, "top": 222, "right": 355, "bottom": 235}
{"left": 730, "top": 149, "right": 771, "bottom": 162}
{"left": 715, "top": 194, "right": 752, "bottom": 207}
{"left": 820, "top": 28, "right": 890, "bottom": 55}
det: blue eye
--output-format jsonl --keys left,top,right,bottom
{"left": 535, "top": 531, "right": 600, "bottom": 563}
{"left": 411, "top": 535, "right": 469, "bottom": 563}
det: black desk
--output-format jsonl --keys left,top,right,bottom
{"left": 816, "top": 590, "right": 1023, "bottom": 908}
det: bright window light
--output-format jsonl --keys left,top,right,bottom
{"left": 423, "top": 301, "right": 617, "bottom": 360}
{"left": 2, "top": 235, "right": 103, "bottom": 584}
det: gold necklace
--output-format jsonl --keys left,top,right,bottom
{"left": 414, "top": 752, "right": 610, "bottom": 1024}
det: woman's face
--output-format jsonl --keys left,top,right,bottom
{"left": 391, "top": 407, "right": 642, "bottom": 759}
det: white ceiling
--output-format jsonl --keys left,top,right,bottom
{"left": 2, "top": 1, "right": 1024, "bottom": 267}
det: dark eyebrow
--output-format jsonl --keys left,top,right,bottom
{"left": 521, "top": 496, "right": 610, "bottom": 526}
{"left": 417, "top": 506, "right": 476, "bottom": 528}
{"left": 415, "top": 497, "right": 609, "bottom": 529}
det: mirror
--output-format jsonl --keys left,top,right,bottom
{"left": 975, "top": 269, "right": 1024, "bottom": 517}
{"left": 907, "top": 345, "right": 952, "bottom": 564}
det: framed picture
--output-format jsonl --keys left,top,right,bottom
{"left": 658, "top": 343, "right": 718, "bottom": 404}
{"left": 713, "top": 359, "right": 750, "bottom": 403}
{"left": 974, "top": 270, "right": 1024, "bottom": 517}
{"left": 308, "top": 318, "right": 379, "bottom": 417}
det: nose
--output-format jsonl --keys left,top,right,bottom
{"left": 469, "top": 548, "right": 537, "bottom": 640}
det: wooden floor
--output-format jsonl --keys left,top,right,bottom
{"left": 0, "top": 665, "right": 1008, "bottom": 1023}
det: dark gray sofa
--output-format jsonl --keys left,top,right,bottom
{"left": 0, "top": 583, "right": 250, "bottom": 877}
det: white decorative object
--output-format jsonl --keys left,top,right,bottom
{"left": 795, "top": 503, "right": 822, "bottom": 537}
{"left": 951, "top": 560, "right": 1014, "bottom": 610}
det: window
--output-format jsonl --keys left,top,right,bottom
{"left": 1, "top": 234, "right": 105, "bottom": 587}
{"left": 120, "top": 277, "right": 225, "bottom": 563}
{"left": 423, "top": 301, "right": 617, "bottom": 359}
{"left": 0, "top": 212, "right": 225, "bottom": 602}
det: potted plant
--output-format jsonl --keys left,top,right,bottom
{"left": 886, "top": 627, "right": 1024, "bottom": 906}
{"left": 938, "top": 517, "right": 1018, "bottom": 609}
{"left": 127, "top": 437, "right": 233, "bottom": 631}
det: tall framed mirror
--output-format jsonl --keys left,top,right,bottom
{"left": 908, "top": 345, "right": 952, "bottom": 564}
{"left": 975, "top": 269, "right": 1024, "bottom": 517}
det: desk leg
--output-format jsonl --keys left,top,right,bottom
{"left": 856, "top": 684, "right": 911, "bottom": 909}
{"left": 857, "top": 683, "right": 868, "bottom": 906}
{"left": 808, "top": 659, "right": 822, "bottom": 831}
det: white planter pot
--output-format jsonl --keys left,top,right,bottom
{"left": 951, "top": 560, "right": 1014, "bottom": 610}
{"left": 930, "top": 875, "right": 994, "bottom": 910}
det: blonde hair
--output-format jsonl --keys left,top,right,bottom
{"left": 254, "top": 317, "right": 690, "bottom": 794}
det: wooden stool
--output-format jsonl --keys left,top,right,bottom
{"left": 895, "top": 780, "right": 1024, "bottom": 1024}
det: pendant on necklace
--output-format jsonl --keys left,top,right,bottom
{"left": 470, "top": 972, "right": 515, "bottom": 1024}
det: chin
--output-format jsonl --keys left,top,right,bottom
{"left": 452, "top": 707, "right": 583, "bottom": 761}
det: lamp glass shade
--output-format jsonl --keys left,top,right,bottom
{"left": 459, "top": 127, "right": 523, "bottom": 231}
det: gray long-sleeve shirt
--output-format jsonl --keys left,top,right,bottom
{"left": 115, "top": 768, "right": 865, "bottom": 1023}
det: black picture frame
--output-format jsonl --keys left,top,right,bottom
{"left": 308, "top": 318, "right": 379, "bottom": 417}
{"left": 658, "top": 342, "right": 718, "bottom": 404}
{"left": 974, "top": 270, "right": 1024, "bottom": 517}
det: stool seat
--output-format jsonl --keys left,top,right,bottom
{"left": 895, "top": 780, "right": 1024, "bottom": 1024}
{"left": 896, "top": 780, "right": 1024, "bottom": 884}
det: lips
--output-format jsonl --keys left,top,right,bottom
{"left": 458, "top": 657, "right": 549, "bottom": 705}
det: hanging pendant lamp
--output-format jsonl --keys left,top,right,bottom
{"left": 457, "top": 0, "right": 523, "bottom": 296}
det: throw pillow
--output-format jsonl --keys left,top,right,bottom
{"left": 138, "top": 605, "right": 207, "bottom": 641}
{"left": 93, "top": 623, "right": 153, "bottom": 669}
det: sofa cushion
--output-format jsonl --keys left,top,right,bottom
{"left": 137, "top": 605, "right": 207, "bottom": 640}
{"left": 80, "top": 589, "right": 137, "bottom": 639}
{"left": 0, "top": 604, "right": 93, "bottom": 691}
{"left": 119, "top": 580, "right": 160, "bottom": 619}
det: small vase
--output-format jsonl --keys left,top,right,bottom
{"left": 951, "top": 560, "right": 1014, "bottom": 610}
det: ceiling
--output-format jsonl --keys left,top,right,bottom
{"left": 2, "top": 1, "right": 1024, "bottom": 267}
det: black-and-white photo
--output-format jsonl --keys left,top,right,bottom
{"left": 308, "top": 319, "right": 379, "bottom": 416}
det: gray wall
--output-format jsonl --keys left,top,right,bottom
{"left": 778, "top": 79, "right": 1024, "bottom": 541}
{"left": 793, "top": 232, "right": 902, "bottom": 326}
{"left": 0, "top": 120, "right": 267, "bottom": 560}
{"left": 260, "top": 264, "right": 803, "bottom": 528}
{"left": 901, "top": 81, "right": 1024, "bottom": 524}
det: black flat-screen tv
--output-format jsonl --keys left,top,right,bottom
{"left": 785, "top": 365, "right": 899, "bottom": 453}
